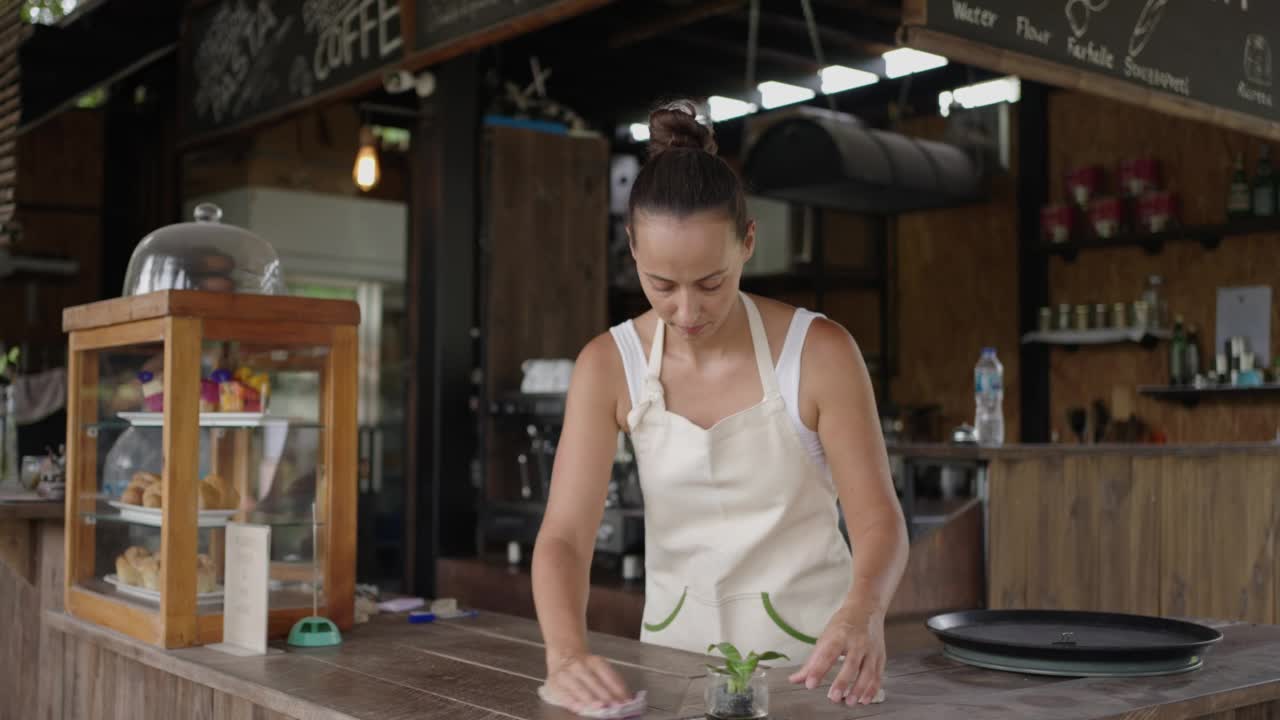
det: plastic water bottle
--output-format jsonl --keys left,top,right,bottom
{"left": 974, "top": 347, "right": 1005, "bottom": 446}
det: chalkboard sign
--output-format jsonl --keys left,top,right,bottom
{"left": 916, "top": 0, "right": 1278, "bottom": 128}
{"left": 182, "top": 0, "right": 405, "bottom": 139}
{"left": 415, "top": 0, "right": 561, "bottom": 51}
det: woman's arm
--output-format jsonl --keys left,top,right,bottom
{"left": 787, "top": 318, "right": 909, "bottom": 706}
{"left": 531, "top": 333, "right": 633, "bottom": 710}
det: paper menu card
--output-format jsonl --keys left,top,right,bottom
{"left": 210, "top": 522, "right": 271, "bottom": 656}
{"left": 1216, "top": 286, "right": 1272, "bottom": 367}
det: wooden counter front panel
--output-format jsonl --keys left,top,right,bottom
{"left": 989, "top": 453, "right": 1280, "bottom": 622}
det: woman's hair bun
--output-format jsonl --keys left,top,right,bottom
{"left": 647, "top": 100, "right": 718, "bottom": 158}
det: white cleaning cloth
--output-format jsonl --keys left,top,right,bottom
{"left": 536, "top": 685, "right": 647, "bottom": 718}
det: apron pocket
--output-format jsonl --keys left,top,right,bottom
{"left": 642, "top": 586, "right": 687, "bottom": 633}
{"left": 761, "top": 592, "right": 819, "bottom": 645}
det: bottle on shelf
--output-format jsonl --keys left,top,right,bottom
{"left": 1141, "top": 275, "right": 1165, "bottom": 330}
{"left": 1169, "top": 316, "right": 1187, "bottom": 386}
{"left": 974, "top": 347, "right": 1004, "bottom": 447}
{"left": 1254, "top": 145, "right": 1278, "bottom": 218}
{"left": 1185, "top": 325, "right": 1201, "bottom": 385}
{"left": 1228, "top": 152, "right": 1253, "bottom": 220}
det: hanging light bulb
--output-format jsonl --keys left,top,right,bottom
{"left": 353, "top": 126, "right": 380, "bottom": 192}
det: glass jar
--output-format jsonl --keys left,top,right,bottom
{"left": 1055, "top": 304, "right": 1072, "bottom": 331}
{"left": 1074, "top": 304, "right": 1091, "bottom": 331}
{"left": 20, "top": 455, "right": 43, "bottom": 491}
{"left": 706, "top": 670, "right": 769, "bottom": 720}
{"left": 1112, "top": 302, "right": 1129, "bottom": 329}
{"left": 121, "top": 203, "right": 287, "bottom": 296}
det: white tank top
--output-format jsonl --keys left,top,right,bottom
{"left": 609, "top": 306, "right": 828, "bottom": 473}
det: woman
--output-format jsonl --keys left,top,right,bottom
{"left": 531, "top": 101, "right": 908, "bottom": 714}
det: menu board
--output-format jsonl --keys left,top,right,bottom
{"left": 182, "top": 0, "right": 405, "bottom": 139}
{"left": 915, "top": 0, "right": 1278, "bottom": 127}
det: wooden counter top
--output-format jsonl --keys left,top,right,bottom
{"left": 0, "top": 498, "right": 63, "bottom": 521}
{"left": 889, "top": 441, "right": 1280, "bottom": 461}
{"left": 44, "top": 609, "right": 1280, "bottom": 719}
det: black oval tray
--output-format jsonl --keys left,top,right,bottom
{"left": 927, "top": 610, "right": 1223, "bottom": 663}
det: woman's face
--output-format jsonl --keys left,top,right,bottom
{"left": 630, "top": 210, "right": 755, "bottom": 342}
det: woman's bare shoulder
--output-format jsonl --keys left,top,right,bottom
{"left": 746, "top": 293, "right": 802, "bottom": 361}
{"left": 576, "top": 329, "right": 628, "bottom": 390}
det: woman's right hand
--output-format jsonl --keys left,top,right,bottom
{"left": 545, "top": 652, "right": 634, "bottom": 713}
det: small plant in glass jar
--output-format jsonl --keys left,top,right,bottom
{"left": 704, "top": 642, "right": 788, "bottom": 719}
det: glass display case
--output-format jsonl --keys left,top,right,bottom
{"left": 61, "top": 290, "right": 359, "bottom": 648}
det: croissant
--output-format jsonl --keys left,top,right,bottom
{"left": 115, "top": 546, "right": 154, "bottom": 588}
{"left": 115, "top": 555, "right": 142, "bottom": 586}
{"left": 202, "top": 474, "right": 240, "bottom": 511}
{"left": 137, "top": 556, "right": 161, "bottom": 591}
{"left": 121, "top": 486, "right": 144, "bottom": 506}
{"left": 131, "top": 471, "right": 160, "bottom": 487}
{"left": 197, "top": 481, "right": 221, "bottom": 510}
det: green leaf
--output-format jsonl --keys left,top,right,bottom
{"left": 708, "top": 642, "right": 742, "bottom": 663}
{"left": 756, "top": 652, "right": 789, "bottom": 663}
{"left": 705, "top": 664, "right": 731, "bottom": 676}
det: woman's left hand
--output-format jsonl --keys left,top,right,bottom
{"left": 787, "top": 604, "right": 886, "bottom": 706}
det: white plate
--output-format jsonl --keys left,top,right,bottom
{"left": 107, "top": 501, "right": 237, "bottom": 528}
{"left": 117, "top": 411, "right": 297, "bottom": 428}
{"left": 104, "top": 574, "right": 224, "bottom": 603}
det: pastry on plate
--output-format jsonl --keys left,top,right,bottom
{"left": 137, "top": 556, "right": 161, "bottom": 591}
{"left": 142, "top": 483, "right": 163, "bottom": 509}
{"left": 115, "top": 546, "right": 153, "bottom": 588}
{"left": 197, "top": 480, "right": 221, "bottom": 510}
{"left": 202, "top": 474, "right": 239, "bottom": 511}
{"left": 121, "top": 485, "right": 144, "bottom": 505}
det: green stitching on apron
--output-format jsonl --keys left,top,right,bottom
{"left": 642, "top": 587, "right": 687, "bottom": 633}
{"left": 762, "top": 592, "right": 818, "bottom": 645}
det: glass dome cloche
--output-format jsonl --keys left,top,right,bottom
{"left": 122, "top": 203, "right": 287, "bottom": 296}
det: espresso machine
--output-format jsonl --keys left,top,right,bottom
{"left": 483, "top": 392, "right": 645, "bottom": 578}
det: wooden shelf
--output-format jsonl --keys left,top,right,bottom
{"left": 1139, "top": 383, "right": 1280, "bottom": 408}
{"left": 1044, "top": 216, "right": 1280, "bottom": 262}
{"left": 1022, "top": 328, "right": 1171, "bottom": 348}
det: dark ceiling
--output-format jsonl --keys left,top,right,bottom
{"left": 484, "top": 0, "right": 988, "bottom": 134}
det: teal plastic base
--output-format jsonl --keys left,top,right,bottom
{"left": 287, "top": 616, "right": 343, "bottom": 647}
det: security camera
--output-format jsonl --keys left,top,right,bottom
{"left": 383, "top": 69, "right": 415, "bottom": 94}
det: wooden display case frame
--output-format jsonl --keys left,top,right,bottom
{"left": 61, "top": 290, "right": 360, "bottom": 649}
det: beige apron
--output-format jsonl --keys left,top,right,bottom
{"left": 629, "top": 293, "right": 854, "bottom": 662}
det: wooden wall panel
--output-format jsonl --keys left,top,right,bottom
{"left": 989, "top": 451, "right": 1279, "bottom": 624}
{"left": 182, "top": 102, "right": 408, "bottom": 205}
{"left": 891, "top": 114, "right": 1021, "bottom": 441}
{"left": 1047, "top": 91, "right": 1280, "bottom": 443}
{"left": 483, "top": 126, "right": 609, "bottom": 502}
{"left": 1097, "top": 457, "right": 1160, "bottom": 616}
{"left": 0, "top": 2, "right": 19, "bottom": 242}
{"left": 15, "top": 109, "right": 103, "bottom": 209}
{"left": 0, "top": 556, "right": 39, "bottom": 720}
{"left": 45, "top": 628, "right": 297, "bottom": 720}
{"left": 987, "top": 459, "right": 1034, "bottom": 609}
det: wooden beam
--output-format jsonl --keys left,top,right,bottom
{"left": 675, "top": 31, "right": 821, "bottom": 74}
{"left": 726, "top": 7, "right": 894, "bottom": 57}
{"left": 607, "top": 0, "right": 746, "bottom": 49}
{"left": 812, "top": 0, "right": 903, "bottom": 24}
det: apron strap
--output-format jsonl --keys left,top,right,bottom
{"left": 640, "top": 315, "right": 667, "bottom": 409}
{"left": 741, "top": 293, "right": 781, "bottom": 399}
